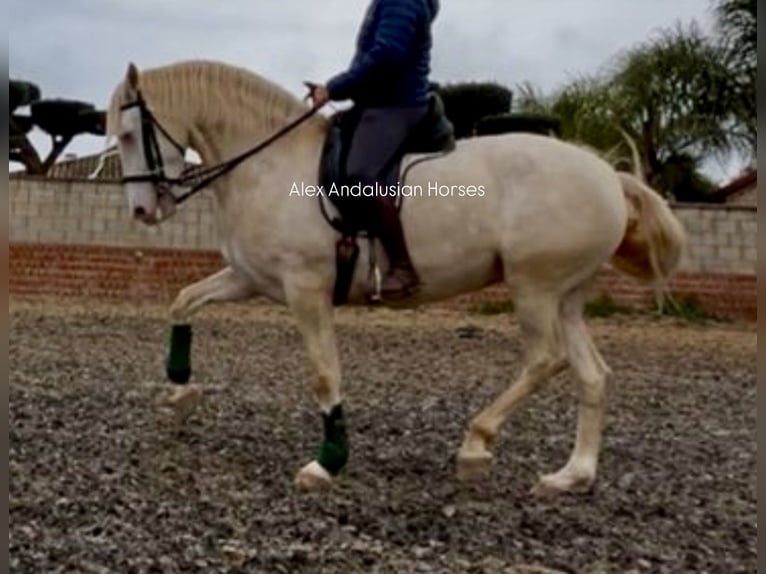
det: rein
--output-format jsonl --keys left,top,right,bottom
{"left": 120, "top": 91, "right": 324, "bottom": 205}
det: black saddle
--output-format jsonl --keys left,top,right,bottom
{"left": 318, "top": 91, "right": 455, "bottom": 231}
{"left": 317, "top": 92, "right": 455, "bottom": 306}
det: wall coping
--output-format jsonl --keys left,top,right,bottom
{"left": 669, "top": 201, "right": 757, "bottom": 213}
{"left": 10, "top": 175, "right": 121, "bottom": 186}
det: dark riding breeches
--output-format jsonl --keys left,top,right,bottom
{"left": 334, "top": 104, "right": 428, "bottom": 233}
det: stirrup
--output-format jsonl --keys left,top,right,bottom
{"left": 381, "top": 273, "right": 421, "bottom": 300}
{"left": 368, "top": 265, "right": 383, "bottom": 303}
{"left": 367, "top": 237, "right": 383, "bottom": 304}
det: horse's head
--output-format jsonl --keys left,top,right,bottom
{"left": 109, "top": 63, "right": 187, "bottom": 225}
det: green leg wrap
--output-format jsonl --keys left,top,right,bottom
{"left": 166, "top": 324, "right": 192, "bottom": 384}
{"left": 317, "top": 404, "right": 349, "bottom": 476}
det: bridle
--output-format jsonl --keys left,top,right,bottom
{"left": 119, "top": 90, "right": 324, "bottom": 206}
{"left": 119, "top": 92, "right": 186, "bottom": 188}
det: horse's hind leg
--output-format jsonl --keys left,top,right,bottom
{"left": 531, "top": 285, "right": 610, "bottom": 496}
{"left": 159, "top": 266, "right": 256, "bottom": 423}
{"left": 457, "top": 288, "right": 567, "bottom": 481}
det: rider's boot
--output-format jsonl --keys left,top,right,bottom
{"left": 372, "top": 196, "right": 420, "bottom": 300}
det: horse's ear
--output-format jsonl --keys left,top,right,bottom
{"left": 126, "top": 62, "right": 140, "bottom": 91}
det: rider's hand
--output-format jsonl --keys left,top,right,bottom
{"left": 304, "top": 82, "right": 330, "bottom": 107}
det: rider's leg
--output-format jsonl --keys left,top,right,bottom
{"left": 344, "top": 105, "right": 427, "bottom": 299}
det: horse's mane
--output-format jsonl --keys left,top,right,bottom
{"left": 106, "top": 59, "right": 311, "bottom": 138}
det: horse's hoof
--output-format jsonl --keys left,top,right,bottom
{"left": 530, "top": 469, "right": 595, "bottom": 497}
{"left": 294, "top": 461, "right": 334, "bottom": 491}
{"left": 456, "top": 448, "right": 493, "bottom": 482}
{"left": 158, "top": 384, "right": 203, "bottom": 424}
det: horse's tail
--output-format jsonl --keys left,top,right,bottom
{"left": 610, "top": 171, "right": 687, "bottom": 302}
{"left": 608, "top": 128, "right": 686, "bottom": 304}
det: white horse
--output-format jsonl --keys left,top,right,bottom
{"left": 106, "top": 60, "right": 685, "bottom": 495}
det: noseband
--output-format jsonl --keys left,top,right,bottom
{"left": 119, "top": 91, "right": 325, "bottom": 206}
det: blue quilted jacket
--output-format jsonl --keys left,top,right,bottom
{"left": 327, "top": 0, "right": 439, "bottom": 107}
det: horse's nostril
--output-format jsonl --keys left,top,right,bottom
{"left": 134, "top": 206, "right": 146, "bottom": 217}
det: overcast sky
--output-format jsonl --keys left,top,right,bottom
{"left": 10, "top": 0, "right": 733, "bottom": 179}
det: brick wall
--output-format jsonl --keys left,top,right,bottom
{"left": 593, "top": 269, "right": 756, "bottom": 321}
{"left": 9, "top": 177, "right": 757, "bottom": 320}
{"left": 10, "top": 244, "right": 223, "bottom": 301}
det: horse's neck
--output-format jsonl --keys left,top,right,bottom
{"left": 189, "top": 113, "right": 328, "bottom": 220}
{"left": 189, "top": 110, "right": 326, "bottom": 173}
{"left": 188, "top": 120, "right": 267, "bottom": 168}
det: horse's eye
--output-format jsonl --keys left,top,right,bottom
{"left": 119, "top": 132, "right": 134, "bottom": 143}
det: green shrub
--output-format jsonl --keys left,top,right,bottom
{"left": 472, "top": 298, "right": 515, "bottom": 315}
{"left": 10, "top": 79, "right": 41, "bottom": 112}
{"left": 436, "top": 82, "right": 513, "bottom": 139}
{"left": 30, "top": 99, "right": 106, "bottom": 138}
{"left": 657, "top": 295, "right": 720, "bottom": 323}
{"left": 655, "top": 153, "right": 716, "bottom": 203}
{"left": 584, "top": 294, "right": 633, "bottom": 318}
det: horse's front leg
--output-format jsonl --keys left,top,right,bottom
{"left": 283, "top": 273, "right": 346, "bottom": 491}
{"left": 160, "top": 266, "right": 256, "bottom": 422}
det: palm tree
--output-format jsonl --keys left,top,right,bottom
{"left": 712, "top": 0, "right": 756, "bottom": 157}
{"left": 516, "top": 78, "right": 623, "bottom": 159}
{"left": 608, "top": 23, "right": 734, "bottom": 186}
{"left": 515, "top": 23, "right": 734, "bottom": 200}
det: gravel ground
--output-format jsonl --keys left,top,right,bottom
{"left": 10, "top": 298, "right": 756, "bottom": 574}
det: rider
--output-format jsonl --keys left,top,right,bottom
{"left": 307, "top": 0, "right": 440, "bottom": 300}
